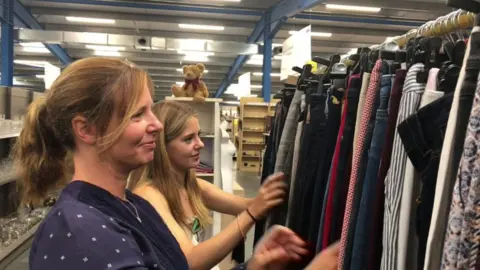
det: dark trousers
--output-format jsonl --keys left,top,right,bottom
{"left": 288, "top": 92, "right": 328, "bottom": 240}
{"left": 307, "top": 88, "right": 344, "bottom": 247}
{"left": 397, "top": 92, "right": 453, "bottom": 270}
{"left": 350, "top": 74, "right": 393, "bottom": 270}
{"left": 255, "top": 93, "right": 294, "bottom": 245}
{"left": 326, "top": 78, "right": 362, "bottom": 247}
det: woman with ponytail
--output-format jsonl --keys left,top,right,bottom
{"left": 17, "top": 57, "right": 321, "bottom": 270}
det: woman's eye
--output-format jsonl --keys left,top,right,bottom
{"left": 132, "top": 112, "right": 143, "bottom": 119}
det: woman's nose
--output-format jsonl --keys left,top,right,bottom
{"left": 148, "top": 115, "right": 163, "bottom": 133}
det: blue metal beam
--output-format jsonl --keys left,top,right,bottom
{"left": 34, "top": 0, "right": 263, "bottom": 17}
{"left": 1, "top": 0, "right": 14, "bottom": 87}
{"left": 215, "top": 0, "right": 326, "bottom": 97}
{"left": 261, "top": 12, "right": 272, "bottom": 102}
{"left": 294, "top": 13, "right": 424, "bottom": 27}
{"left": 14, "top": 0, "right": 73, "bottom": 65}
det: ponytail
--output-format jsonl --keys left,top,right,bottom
{"left": 13, "top": 97, "right": 67, "bottom": 207}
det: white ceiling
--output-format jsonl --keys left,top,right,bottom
{"left": 13, "top": 0, "right": 454, "bottom": 101}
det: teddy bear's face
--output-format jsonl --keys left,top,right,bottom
{"left": 183, "top": 64, "right": 205, "bottom": 80}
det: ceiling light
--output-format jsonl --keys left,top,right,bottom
{"left": 176, "top": 81, "right": 184, "bottom": 86}
{"left": 183, "top": 56, "right": 210, "bottom": 62}
{"left": 66, "top": 16, "right": 116, "bottom": 24}
{"left": 289, "top": 31, "right": 332, "bottom": 37}
{"left": 36, "top": 74, "right": 45, "bottom": 79}
{"left": 253, "top": 72, "right": 281, "bottom": 77}
{"left": 325, "top": 4, "right": 381, "bottom": 13}
{"left": 19, "top": 42, "right": 45, "bottom": 48}
{"left": 86, "top": 45, "right": 125, "bottom": 51}
{"left": 246, "top": 60, "right": 263, "bottom": 66}
{"left": 14, "top": 60, "right": 47, "bottom": 67}
{"left": 177, "top": 50, "right": 215, "bottom": 57}
{"left": 177, "top": 68, "right": 209, "bottom": 73}
{"left": 251, "top": 85, "right": 262, "bottom": 89}
{"left": 94, "top": 50, "right": 121, "bottom": 57}
{"left": 22, "top": 47, "right": 50, "bottom": 53}
{"left": 179, "top": 24, "right": 225, "bottom": 31}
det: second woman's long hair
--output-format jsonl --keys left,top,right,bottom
{"left": 129, "top": 101, "right": 211, "bottom": 230}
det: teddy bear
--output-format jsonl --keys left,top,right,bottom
{"left": 171, "top": 63, "right": 209, "bottom": 102}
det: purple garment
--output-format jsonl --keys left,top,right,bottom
{"left": 29, "top": 181, "right": 188, "bottom": 270}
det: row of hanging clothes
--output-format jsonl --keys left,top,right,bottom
{"left": 255, "top": 3, "right": 480, "bottom": 269}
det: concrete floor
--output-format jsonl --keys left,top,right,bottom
{"left": 4, "top": 168, "right": 261, "bottom": 269}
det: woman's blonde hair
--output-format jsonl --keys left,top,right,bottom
{"left": 129, "top": 101, "right": 211, "bottom": 229}
{"left": 13, "top": 57, "right": 153, "bottom": 207}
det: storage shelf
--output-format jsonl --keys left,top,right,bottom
{"left": 0, "top": 132, "right": 20, "bottom": 140}
{"left": 165, "top": 97, "right": 223, "bottom": 103}
{"left": 0, "top": 223, "right": 40, "bottom": 268}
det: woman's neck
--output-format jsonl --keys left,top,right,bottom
{"left": 171, "top": 166, "right": 188, "bottom": 187}
{"left": 71, "top": 151, "right": 128, "bottom": 200}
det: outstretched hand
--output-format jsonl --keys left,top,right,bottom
{"left": 248, "top": 173, "right": 287, "bottom": 219}
{"left": 248, "top": 226, "right": 308, "bottom": 270}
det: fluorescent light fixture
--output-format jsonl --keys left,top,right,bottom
{"left": 183, "top": 56, "right": 209, "bottom": 62}
{"left": 94, "top": 50, "right": 121, "bottom": 57}
{"left": 251, "top": 85, "right": 262, "bottom": 89}
{"left": 19, "top": 42, "right": 45, "bottom": 47}
{"left": 177, "top": 68, "right": 209, "bottom": 73}
{"left": 36, "top": 74, "right": 45, "bottom": 79}
{"left": 66, "top": 16, "right": 116, "bottom": 24}
{"left": 325, "top": 4, "right": 381, "bottom": 13}
{"left": 177, "top": 50, "right": 215, "bottom": 57}
{"left": 22, "top": 47, "right": 50, "bottom": 53}
{"left": 179, "top": 24, "right": 225, "bottom": 31}
{"left": 252, "top": 72, "right": 281, "bottom": 77}
{"left": 246, "top": 60, "right": 263, "bottom": 66}
{"left": 86, "top": 45, "right": 125, "bottom": 51}
{"left": 14, "top": 60, "right": 47, "bottom": 67}
{"left": 289, "top": 31, "right": 332, "bottom": 37}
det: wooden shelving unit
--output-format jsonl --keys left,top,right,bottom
{"left": 236, "top": 97, "right": 278, "bottom": 173}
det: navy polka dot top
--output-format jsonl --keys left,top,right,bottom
{"left": 29, "top": 181, "right": 188, "bottom": 270}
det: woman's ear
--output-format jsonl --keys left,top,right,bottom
{"left": 71, "top": 115, "right": 97, "bottom": 145}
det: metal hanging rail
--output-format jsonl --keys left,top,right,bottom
{"left": 375, "top": 9, "right": 475, "bottom": 49}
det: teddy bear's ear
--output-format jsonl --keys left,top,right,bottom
{"left": 182, "top": 65, "right": 188, "bottom": 74}
{"left": 196, "top": 63, "right": 206, "bottom": 73}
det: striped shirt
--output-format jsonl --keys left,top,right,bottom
{"left": 381, "top": 63, "right": 426, "bottom": 270}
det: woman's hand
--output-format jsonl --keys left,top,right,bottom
{"left": 248, "top": 173, "right": 287, "bottom": 219}
{"left": 248, "top": 226, "right": 307, "bottom": 270}
{"left": 305, "top": 242, "right": 339, "bottom": 270}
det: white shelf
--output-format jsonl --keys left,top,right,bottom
{"left": 0, "top": 132, "right": 20, "bottom": 140}
{"left": 165, "top": 97, "right": 223, "bottom": 103}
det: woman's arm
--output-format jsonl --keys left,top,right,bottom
{"left": 135, "top": 185, "right": 255, "bottom": 270}
{"left": 197, "top": 179, "right": 253, "bottom": 216}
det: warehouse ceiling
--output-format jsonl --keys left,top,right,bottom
{"left": 12, "top": 0, "right": 453, "bottom": 101}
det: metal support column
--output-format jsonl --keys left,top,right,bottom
{"left": 261, "top": 12, "right": 272, "bottom": 102}
{"left": 1, "top": 0, "right": 14, "bottom": 87}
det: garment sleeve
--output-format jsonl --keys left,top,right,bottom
{"left": 30, "top": 207, "right": 150, "bottom": 270}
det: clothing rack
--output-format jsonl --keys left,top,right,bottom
{"left": 374, "top": 9, "right": 475, "bottom": 49}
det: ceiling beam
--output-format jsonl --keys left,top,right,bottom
{"left": 14, "top": 0, "right": 72, "bottom": 65}
{"left": 215, "top": 0, "right": 326, "bottom": 97}
{"left": 29, "top": 0, "right": 264, "bottom": 17}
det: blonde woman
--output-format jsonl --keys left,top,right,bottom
{"left": 129, "top": 101, "right": 287, "bottom": 270}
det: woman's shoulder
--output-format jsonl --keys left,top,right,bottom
{"left": 132, "top": 183, "right": 170, "bottom": 211}
{"left": 30, "top": 200, "right": 143, "bottom": 270}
